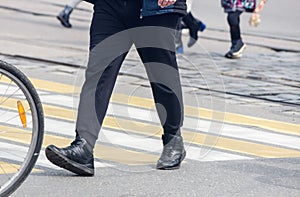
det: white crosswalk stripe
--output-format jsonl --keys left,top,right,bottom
{"left": 1, "top": 78, "right": 300, "bottom": 173}
{"left": 41, "top": 93, "right": 300, "bottom": 152}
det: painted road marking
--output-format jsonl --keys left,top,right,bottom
{"left": 2, "top": 77, "right": 300, "bottom": 136}
{"left": 0, "top": 141, "right": 42, "bottom": 174}
{"left": 2, "top": 99, "right": 300, "bottom": 158}
{"left": 1, "top": 76, "right": 300, "bottom": 174}
{"left": 29, "top": 78, "right": 300, "bottom": 136}
{"left": 25, "top": 93, "right": 300, "bottom": 153}
{"left": 0, "top": 125, "right": 157, "bottom": 165}
{"left": 111, "top": 93, "right": 300, "bottom": 137}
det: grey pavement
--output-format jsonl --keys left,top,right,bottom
{"left": 14, "top": 158, "right": 300, "bottom": 197}
{"left": 0, "top": 0, "right": 300, "bottom": 196}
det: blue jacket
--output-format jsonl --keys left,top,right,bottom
{"left": 84, "top": 0, "right": 187, "bottom": 17}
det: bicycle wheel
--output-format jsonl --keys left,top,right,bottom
{"left": 0, "top": 60, "right": 44, "bottom": 196}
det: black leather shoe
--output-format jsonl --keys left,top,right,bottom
{"left": 45, "top": 135, "right": 94, "bottom": 176}
{"left": 156, "top": 134, "right": 186, "bottom": 170}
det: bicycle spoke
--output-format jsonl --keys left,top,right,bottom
{"left": 0, "top": 61, "right": 44, "bottom": 196}
{"left": 0, "top": 88, "right": 21, "bottom": 106}
{"left": 0, "top": 80, "right": 14, "bottom": 105}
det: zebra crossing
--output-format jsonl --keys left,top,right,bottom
{"left": 1, "top": 77, "right": 300, "bottom": 173}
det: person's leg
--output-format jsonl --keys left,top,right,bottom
{"left": 77, "top": 0, "right": 134, "bottom": 148}
{"left": 137, "top": 48, "right": 184, "bottom": 137}
{"left": 225, "top": 11, "right": 246, "bottom": 58}
{"left": 57, "top": 0, "right": 82, "bottom": 28}
{"left": 175, "top": 20, "right": 184, "bottom": 53}
{"left": 186, "top": 0, "right": 193, "bottom": 13}
{"left": 182, "top": 12, "right": 199, "bottom": 47}
{"left": 68, "top": 0, "right": 82, "bottom": 8}
{"left": 228, "top": 11, "right": 242, "bottom": 43}
{"left": 76, "top": 53, "right": 128, "bottom": 148}
{"left": 134, "top": 13, "right": 185, "bottom": 170}
{"left": 181, "top": 12, "right": 206, "bottom": 48}
{"left": 46, "top": 0, "right": 132, "bottom": 176}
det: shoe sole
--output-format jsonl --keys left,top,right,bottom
{"left": 45, "top": 146, "right": 94, "bottom": 176}
{"left": 225, "top": 46, "right": 245, "bottom": 59}
{"left": 56, "top": 16, "right": 72, "bottom": 28}
{"left": 232, "top": 44, "right": 246, "bottom": 57}
{"left": 225, "top": 52, "right": 233, "bottom": 59}
{"left": 225, "top": 53, "right": 243, "bottom": 59}
{"left": 156, "top": 150, "right": 186, "bottom": 170}
{"left": 231, "top": 54, "right": 243, "bottom": 59}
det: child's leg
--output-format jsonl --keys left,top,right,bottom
{"left": 182, "top": 12, "right": 199, "bottom": 47}
{"left": 225, "top": 11, "right": 246, "bottom": 58}
{"left": 227, "top": 11, "right": 242, "bottom": 45}
{"left": 182, "top": 12, "right": 206, "bottom": 48}
{"left": 68, "top": 0, "right": 82, "bottom": 8}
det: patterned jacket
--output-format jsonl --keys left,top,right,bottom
{"left": 221, "top": 0, "right": 256, "bottom": 12}
{"left": 84, "top": 0, "right": 187, "bottom": 17}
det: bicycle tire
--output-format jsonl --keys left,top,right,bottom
{"left": 0, "top": 60, "right": 44, "bottom": 196}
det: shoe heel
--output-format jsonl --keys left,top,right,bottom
{"left": 199, "top": 22, "right": 206, "bottom": 32}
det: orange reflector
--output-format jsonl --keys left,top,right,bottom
{"left": 17, "top": 101, "right": 27, "bottom": 128}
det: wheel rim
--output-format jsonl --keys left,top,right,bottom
{"left": 0, "top": 67, "right": 41, "bottom": 196}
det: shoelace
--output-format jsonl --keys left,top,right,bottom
{"left": 70, "top": 137, "right": 83, "bottom": 147}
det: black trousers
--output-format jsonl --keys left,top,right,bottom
{"left": 227, "top": 11, "right": 243, "bottom": 43}
{"left": 76, "top": 0, "right": 184, "bottom": 148}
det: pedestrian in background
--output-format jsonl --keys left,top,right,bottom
{"left": 176, "top": 0, "right": 206, "bottom": 53}
{"left": 221, "top": 0, "right": 256, "bottom": 59}
{"left": 57, "top": 0, "right": 82, "bottom": 28}
{"left": 46, "top": 0, "right": 187, "bottom": 176}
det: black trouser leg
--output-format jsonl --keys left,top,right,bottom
{"left": 76, "top": 0, "right": 132, "bottom": 148}
{"left": 227, "top": 11, "right": 242, "bottom": 43}
{"left": 182, "top": 12, "right": 198, "bottom": 39}
{"left": 76, "top": 0, "right": 184, "bottom": 148}
{"left": 134, "top": 14, "right": 184, "bottom": 136}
